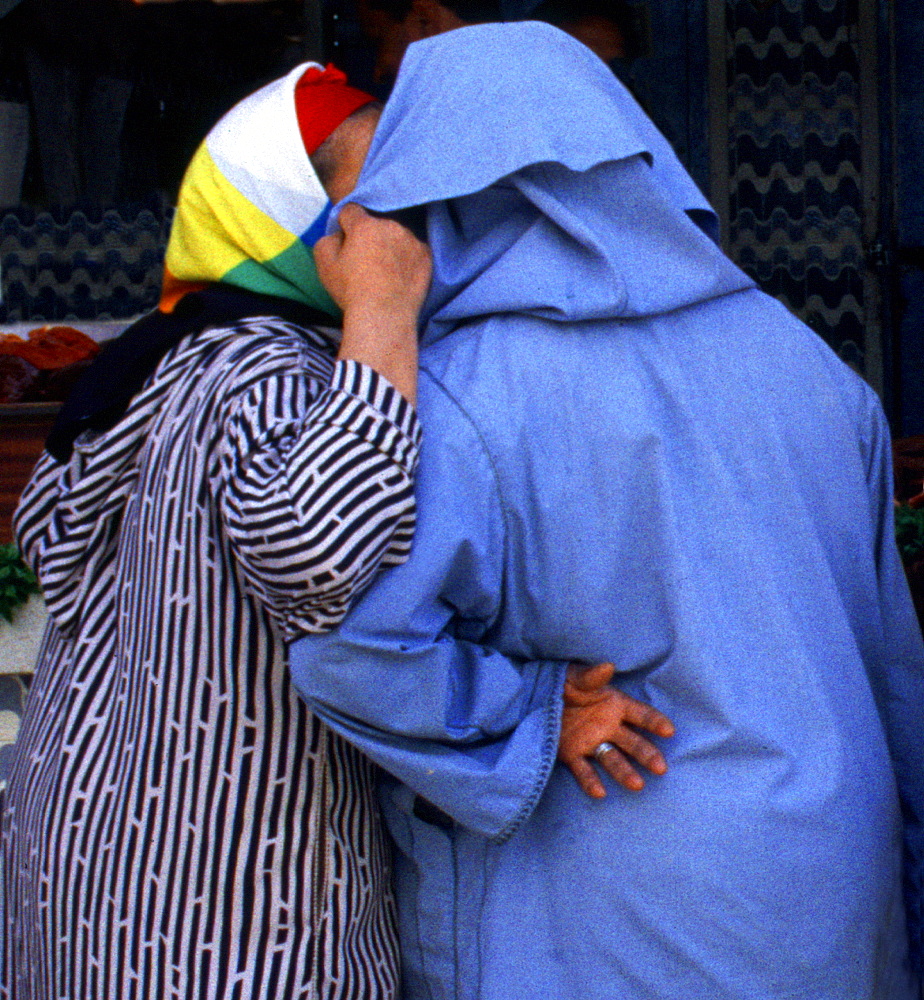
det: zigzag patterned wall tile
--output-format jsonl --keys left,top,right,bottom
{"left": 0, "top": 199, "right": 171, "bottom": 323}
{"left": 724, "top": 0, "right": 868, "bottom": 370}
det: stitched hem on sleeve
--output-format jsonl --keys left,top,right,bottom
{"left": 493, "top": 659, "right": 569, "bottom": 845}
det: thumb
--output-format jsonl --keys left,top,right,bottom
{"left": 566, "top": 661, "right": 615, "bottom": 693}
{"left": 336, "top": 202, "right": 369, "bottom": 235}
{"left": 314, "top": 229, "right": 341, "bottom": 270}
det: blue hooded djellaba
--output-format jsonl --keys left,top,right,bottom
{"left": 289, "top": 21, "right": 924, "bottom": 1000}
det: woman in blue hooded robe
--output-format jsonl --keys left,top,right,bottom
{"left": 290, "top": 21, "right": 924, "bottom": 1000}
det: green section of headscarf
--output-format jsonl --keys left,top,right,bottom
{"left": 223, "top": 240, "right": 340, "bottom": 318}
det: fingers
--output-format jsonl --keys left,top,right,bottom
{"left": 336, "top": 201, "right": 370, "bottom": 233}
{"left": 564, "top": 756, "right": 607, "bottom": 800}
{"left": 563, "top": 667, "right": 675, "bottom": 738}
{"left": 563, "top": 662, "right": 616, "bottom": 708}
{"left": 558, "top": 673, "right": 675, "bottom": 799}
{"left": 315, "top": 203, "right": 432, "bottom": 318}
{"left": 563, "top": 743, "right": 647, "bottom": 796}
{"left": 313, "top": 231, "right": 342, "bottom": 282}
{"left": 566, "top": 661, "right": 615, "bottom": 694}
{"left": 618, "top": 692, "right": 675, "bottom": 739}
{"left": 558, "top": 720, "right": 668, "bottom": 798}
{"left": 606, "top": 726, "right": 667, "bottom": 777}
{"left": 594, "top": 744, "right": 645, "bottom": 792}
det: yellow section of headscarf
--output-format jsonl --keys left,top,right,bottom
{"left": 163, "top": 142, "right": 297, "bottom": 293}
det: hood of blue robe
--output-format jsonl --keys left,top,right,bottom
{"left": 332, "top": 21, "right": 754, "bottom": 343}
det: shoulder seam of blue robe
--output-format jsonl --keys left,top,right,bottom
{"left": 418, "top": 367, "right": 509, "bottom": 554}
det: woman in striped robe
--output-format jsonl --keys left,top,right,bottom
{"left": 2, "top": 64, "right": 430, "bottom": 999}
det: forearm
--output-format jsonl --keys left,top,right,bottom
{"left": 337, "top": 304, "right": 418, "bottom": 405}
{"left": 315, "top": 203, "right": 431, "bottom": 406}
{"left": 293, "top": 628, "right": 569, "bottom": 840}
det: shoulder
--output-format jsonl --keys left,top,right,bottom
{"left": 157, "top": 317, "right": 337, "bottom": 424}
{"left": 418, "top": 314, "right": 580, "bottom": 449}
{"left": 180, "top": 316, "right": 336, "bottom": 382}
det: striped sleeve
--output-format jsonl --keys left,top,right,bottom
{"left": 218, "top": 358, "right": 422, "bottom": 638}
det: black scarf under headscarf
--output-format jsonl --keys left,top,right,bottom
{"left": 46, "top": 285, "right": 334, "bottom": 462}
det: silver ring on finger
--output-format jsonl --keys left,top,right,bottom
{"left": 593, "top": 741, "right": 618, "bottom": 763}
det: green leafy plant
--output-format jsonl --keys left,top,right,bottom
{"left": 895, "top": 504, "right": 924, "bottom": 564}
{"left": 0, "top": 545, "right": 40, "bottom": 624}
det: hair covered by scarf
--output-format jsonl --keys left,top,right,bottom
{"left": 160, "top": 62, "right": 375, "bottom": 317}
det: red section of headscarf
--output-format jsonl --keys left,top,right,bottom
{"left": 295, "top": 64, "right": 376, "bottom": 155}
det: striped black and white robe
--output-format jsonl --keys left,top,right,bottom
{"left": 2, "top": 316, "right": 421, "bottom": 999}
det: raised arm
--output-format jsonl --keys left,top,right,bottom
{"left": 218, "top": 208, "right": 432, "bottom": 637}
{"left": 317, "top": 203, "right": 431, "bottom": 405}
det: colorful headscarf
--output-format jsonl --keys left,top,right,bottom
{"left": 47, "top": 64, "right": 374, "bottom": 462}
{"left": 160, "top": 62, "right": 375, "bottom": 316}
